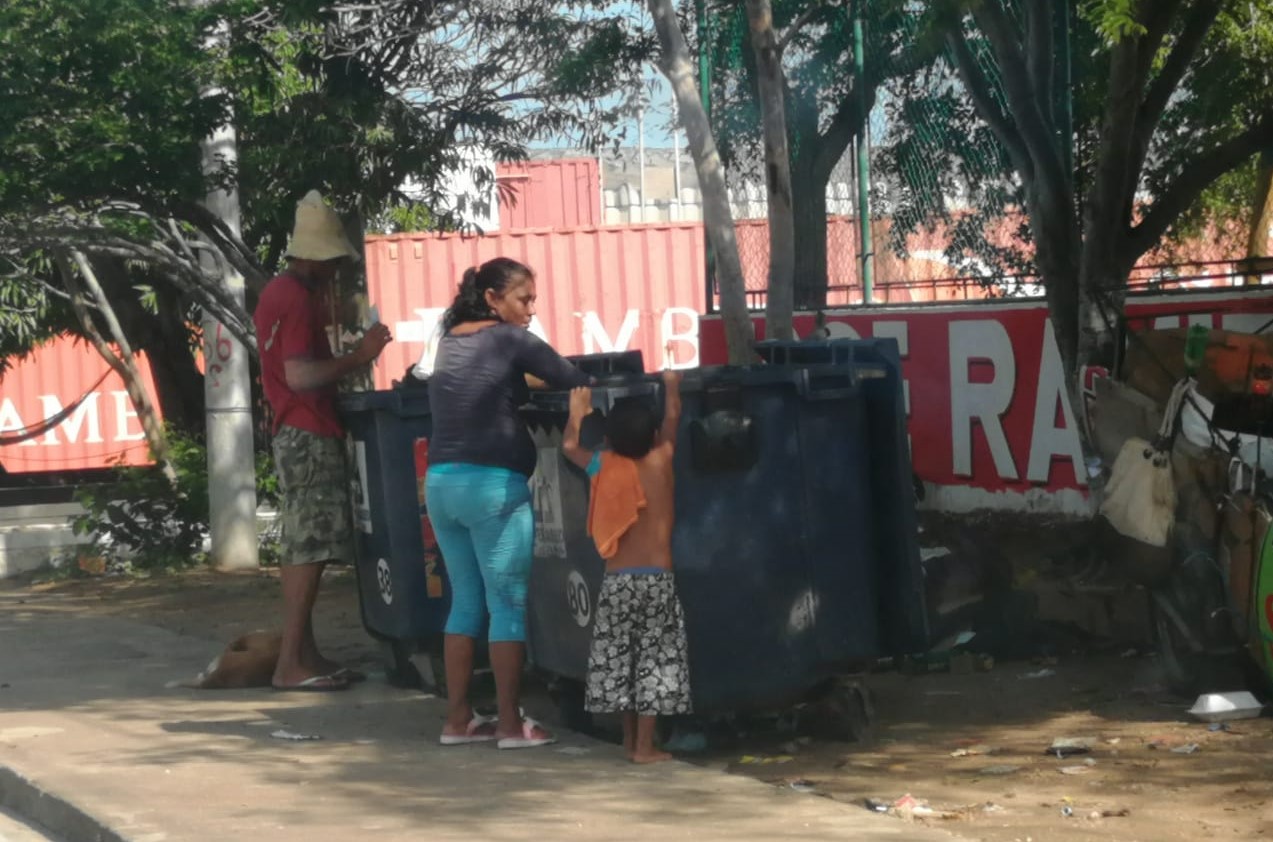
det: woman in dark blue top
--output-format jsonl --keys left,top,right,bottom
{"left": 427, "top": 257, "right": 588, "bottom": 749}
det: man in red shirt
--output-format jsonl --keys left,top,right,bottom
{"left": 255, "top": 190, "right": 391, "bottom": 691}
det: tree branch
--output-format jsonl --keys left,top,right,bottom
{"left": 945, "top": 24, "right": 1034, "bottom": 183}
{"left": 1130, "top": 119, "right": 1273, "bottom": 257}
{"left": 814, "top": 79, "right": 871, "bottom": 183}
{"left": 776, "top": 4, "right": 824, "bottom": 55}
{"left": 970, "top": 0, "right": 1066, "bottom": 191}
{"left": 1132, "top": 0, "right": 1223, "bottom": 171}
{"left": 55, "top": 250, "right": 177, "bottom": 488}
{"left": 1026, "top": 0, "right": 1054, "bottom": 123}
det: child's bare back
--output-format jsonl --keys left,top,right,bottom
{"left": 563, "top": 371, "right": 688, "bottom": 764}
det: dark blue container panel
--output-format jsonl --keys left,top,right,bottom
{"left": 524, "top": 342, "right": 925, "bottom": 713}
{"left": 337, "top": 388, "right": 450, "bottom": 643}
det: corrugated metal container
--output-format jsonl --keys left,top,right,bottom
{"left": 496, "top": 159, "right": 601, "bottom": 230}
{"left": 366, "top": 222, "right": 708, "bottom": 387}
{"left": 0, "top": 338, "right": 161, "bottom": 473}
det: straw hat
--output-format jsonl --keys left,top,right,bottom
{"left": 284, "top": 190, "right": 359, "bottom": 262}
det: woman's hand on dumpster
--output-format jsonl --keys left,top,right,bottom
{"left": 354, "top": 323, "right": 393, "bottom": 364}
{"left": 569, "top": 386, "right": 593, "bottom": 420}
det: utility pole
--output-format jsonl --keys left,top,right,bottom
{"left": 201, "top": 19, "right": 259, "bottom": 571}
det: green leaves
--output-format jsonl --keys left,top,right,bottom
{"left": 1081, "top": 0, "right": 1148, "bottom": 44}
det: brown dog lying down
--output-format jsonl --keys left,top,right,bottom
{"left": 175, "top": 631, "right": 369, "bottom": 690}
{"left": 179, "top": 631, "right": 283, "bottom": 689}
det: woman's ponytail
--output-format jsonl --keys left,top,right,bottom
{"left": 442, "top": 258, "right": 534, "bottom": 331}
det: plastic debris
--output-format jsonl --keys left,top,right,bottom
{"left": 950, "top": 743, "right": 996, "bottom": 757}
{"left": 664, "top": 730, "right": 708, "bottom": 753}
{"left": 978, "top": 764, "right": 1021, "bottom": 776}
{"left": 738, "top": 754, "right": 794, "bottom": 765}
{"left": 1061, "top": 806, "right": 1074, "bottom": 818}
{"left": 1170, "top": 743, "right": 1200, "bottom": 755}
{"left": 270, "top": 730, "right": 321, "bottom": 741}
{"left": 1208, "top": 722, "right": 1230, "bottom": 733}
{"left": 1058, "top": 765, "right": 1090, "bottom": 775}
{"left": 1020, "top": 668, "right": 1057, "bottom": 680}
{"left": 1047, "top": 737, "right": 1093, "bottom": 758}
{"left": 788, "top": 779, "right": 817, "bottom": 793}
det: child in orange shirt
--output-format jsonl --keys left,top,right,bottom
{"left": 563, "top": 371, "right": 691, "bottom": 763}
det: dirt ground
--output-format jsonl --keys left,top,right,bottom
{"left": 4, "top": 567, "right": 1272, "bottom": 842}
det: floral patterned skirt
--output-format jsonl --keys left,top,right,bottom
{"left": 584, "top": 571, "right": 693, "bottom": 716}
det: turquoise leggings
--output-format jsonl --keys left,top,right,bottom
{"left": 425, "top": 463, "right": 534, "bottom": 643}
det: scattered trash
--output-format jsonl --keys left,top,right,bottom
{"left": 950, "top": 743, "right": 996, "bottom": 757}
{"left": 950, "top": 651, "right": 995, "bottom": 675}
{"left": 270, "top": 730, "right": 320, "bottom": 741}
{"left": 1170, "top": 743, "right": 1200, "bottom": 755}
{"left": 555, "top": 746, "right": 590, "bottom": 756}
{"left": 1208, "top": 722, "right": 1230, "bottom": 733}
{"left": 1084, "top": 757, "right": 1097, "bottom": 766}
{"left": 1020, "top": 668, "right": 1057, "bottom": 680}
{"left": 1188, "top": 691, "right": 1263, "bottom": 723}
{"left": 1093, "top": 808, "right": 1131, "bottom": 819}
{"left": 664, "top": 730, "right": 708, "bottom": 753}
{"left": 1058, "top": 765, "right": 1090, "bottom": 775}
{"left": 1119, "top": 648, "right": 1139, "bottom": 658}
{"left": 864, "top": 798, "right": 890, "bottom": 813}
{"left": 788, "top": 779, "right": 817, "bottom": 793}
{"left": 980, "top": 802, "right": 1005, "bottom": 813}
{"left": 1047, "top": 737, "right": 1093, "bottom": 758}
{"left": 1060, "top": 805, "right": 1074, "bottom": 818}
{"left": 1104, "top": 737, "right": 1121, "bottom": 745}
{"left": 890, "top": 794, "right": 936, "bottom": 818}
{"left": 978, "top": 764, "right": 1021, "bottom": 776}
{"left": 1147, "top": 735, "right": 1186, "bottom": 750}
{"left": 738, "top": 754, "right": 794, "bottom": 765}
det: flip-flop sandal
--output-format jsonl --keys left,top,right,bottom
{"left": 330, "top": 667, "right": 368, "bottom": 683}
{"left": 271, "top": 674, "right": 351, "bottom": 693}
{"left": 439, "top": 714, "right": 499, "bottom": 746}
{"left": 497, "top": 717, "right": 556, "bottom": 750}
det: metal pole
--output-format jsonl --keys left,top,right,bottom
{"left": 696, "top": 0, "right": 716, "bottom": 311}
{"left": 672, "top": 87, "right": 683, "bottom": 220}
{"left": 201, "top": 20, "right": 259, "bottom": 571}
{"left": 638, "top": 104, "right": 647, "bottom": 223}
{"left": 853, "top": 6, "right": 874, "bottom": 304}
{"left": 1055, "top": 0, "right": 1074, "bottom": 178}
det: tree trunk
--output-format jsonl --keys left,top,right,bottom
{"left": 647, "top": 0, "right": 753, "bottom": 364}
{"left": 791, "top": 152, "right": 830, "bottom": 311}
{"left": 745, "top": 0, "right": 795, "bottom": 341}
{"left": 1246, "top": 148, "right": 1273, "bottom": 285}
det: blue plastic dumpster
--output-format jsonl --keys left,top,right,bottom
{"left": 337, "top": 387, "right": 449, "bottom": 687}
{"left": 521, "top": 339, "right": 927, "bottom": 714}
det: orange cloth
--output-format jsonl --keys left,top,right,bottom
{"left": 587, "top": 452, "right": 647, "bottom": 559}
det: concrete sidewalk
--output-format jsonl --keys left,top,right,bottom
{"left": 0, "top": 594, "right": 949, "bottom": 842}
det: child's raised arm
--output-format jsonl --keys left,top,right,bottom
{"left": 562, "top": 386, "right": 595, "bottom": 470}
{"left": 658, "top": 370, "right": 682, "bottom": 448}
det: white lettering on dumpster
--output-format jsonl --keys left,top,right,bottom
{"left": 529, "top": 428, "right": 567, "bottom": 558}
{"left": 351, "top": 440, "right": 373, "bottom": 534}
{"left": 566, "top": 570, "right": 592, "bottom": 628}
{"left": 376, "top": 559, "right": 393, "bottom": 605}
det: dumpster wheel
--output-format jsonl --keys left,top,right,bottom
{"left": 381, "top": 640, "right": 446, "bottom": 693}
{"left": 548, "top": 677, "right": 596, "bottom": 736}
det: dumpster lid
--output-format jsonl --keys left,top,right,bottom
{"left": 337, "top": 388, "right": 431, "bottom": 417}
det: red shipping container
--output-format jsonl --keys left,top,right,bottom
{"left": 496, "top": 159, "right": 601, "bottom": 230}
{"left": 0, "top": 338, "right": 161, "bottom": 473}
